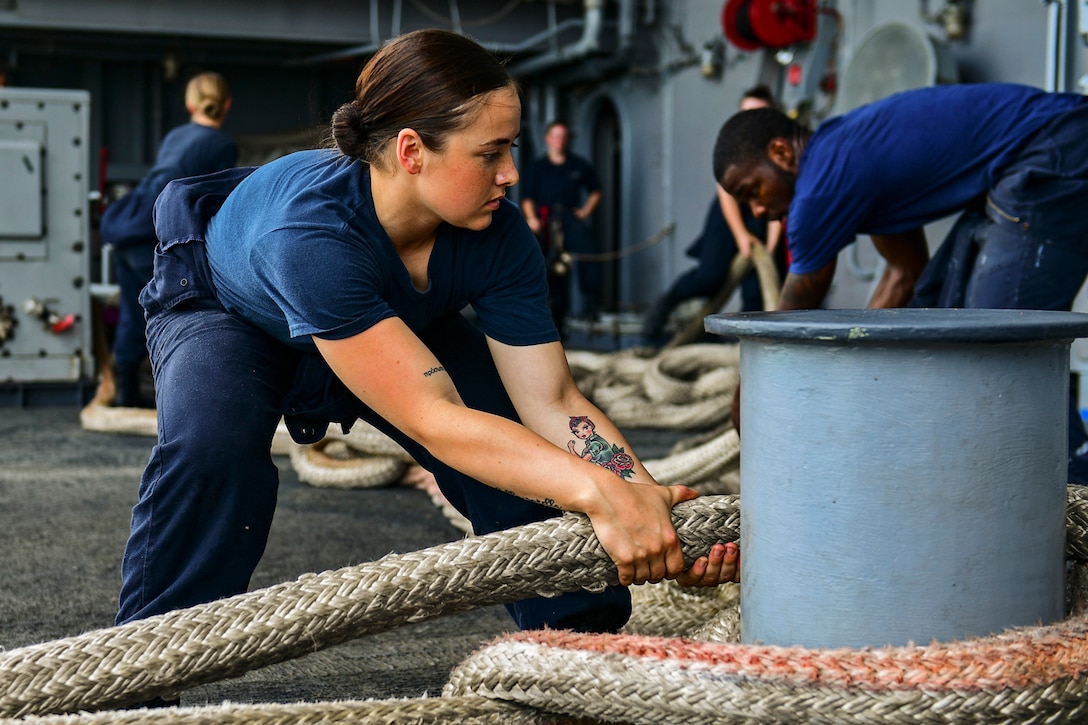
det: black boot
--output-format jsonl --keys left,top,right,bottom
{"left": 112, "top": 364, "right": 154, "bottom": 409}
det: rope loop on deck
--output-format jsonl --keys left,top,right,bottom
{"left": 0, "top": 497, "right": 738, "bottom": 719}
{"left": 5, "top": 489, "right": 1088, "bottom": 723}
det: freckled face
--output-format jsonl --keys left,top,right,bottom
{"left": 419, "top": 85, "right": 521, "bottom": 231}
{"left": 720, "top": 158, "right": 795, "bottom": 222}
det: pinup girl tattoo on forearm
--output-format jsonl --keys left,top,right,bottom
{"left": 499, "top": 415, "right": 634, "bottom": 511}
{"left": 567, "top": 416, "right": 635, "bottom": 479}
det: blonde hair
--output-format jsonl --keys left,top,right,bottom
{"left": 185, "top": 72, "right": 231, "bottom": 122}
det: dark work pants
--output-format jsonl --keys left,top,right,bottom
{"left": 558, "top": 210, "right": 602, "bottom": 317}
{"left": 111, "top": 242, "right": 156, "bottom": 367}
{"left": 116, "top": 301, "right": 630, "bottom": 632}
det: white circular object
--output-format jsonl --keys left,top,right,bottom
{"left": 836, "top": 21, "right": 956, "bottom": 114}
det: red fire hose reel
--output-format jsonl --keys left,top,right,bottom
{"left": 722, "top": 0, "right": 817, "bottom": 51}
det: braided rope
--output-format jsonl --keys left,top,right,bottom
{"left": 602, "top": 394, "right": 731, "bottom": 430}
{"left": 663, "top": 252, "right": 752, "bottom": 350}
{"left": 0, "top": 497, "right": 738, "bottom": 719}
{"left": 642, "top": 428, "right": 739, "bottom": 485}
{"left": 752, "top": 241, "right": 782, "bottom": 312}
{"left": 690, "top": 365, "right": 737, "bottom": 400}
{"left": 445, "top": 625, "right": 1088, "bottom": 724}
{"left": 78, "top": 403, "right": 157, "bottom": 437}
{"left": 439, "top": 487, "right": 1088, "bottom": 725}
{"left": 642, "top": 345, "right": 739, "bottom": 405}
{"left": 288, "top": 439, "right": 407, "bottom": 488}
{"left": 686, "top": 598, "right": 742, "bottom": 642}
{"left": 581, "top": 380, "right": 641, "bottom": 409}
{"left": 659, "top": 343, "right": 740, "bottom": 375}
{"left": 79, "top": 404, "right": 296, "bottom": 456}
{"left": 5, "top": 490, "right": 1088, "bottom": 724}
{"left": 1, "top": 697, "right": 575, "bottom": 725}
{"left": 641, "top": 354, "right": 702, "bottom": 405}
{"left": 611, "top": 348, "right": 660, "bottom": 377}
{"left": 564, "top": 349, "right": 613, "bottom": 376}
{"left": 624, "top": 579, "right": 740, "bottom": 639}
{"left": 690, "top": 469, "right": 741, "bottom": 496}
{"left": 1069, "top": 484, "right": 1088, "bottom": 561}
{"left": 570, "top": 344, "right": 737, "bottom": 432}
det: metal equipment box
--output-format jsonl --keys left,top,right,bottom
{"left": 0, "top": 87, "right": 93, "bottom": 384}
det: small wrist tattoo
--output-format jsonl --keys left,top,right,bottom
{"left": 502, "top": 488, "right": 560, "bottom": 510}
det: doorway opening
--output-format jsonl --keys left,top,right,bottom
{"left": 590, "top": 98, "right": 621, "bottom": 314}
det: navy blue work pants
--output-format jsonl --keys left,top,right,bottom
{"left": 558, "top": 209, "right": 602, "bottom": 316}
{"left": 111, "top": 242, "right": 155, "bottom": 367}
{"left": 116, "top": 299, "right": 630, "bottom": 632}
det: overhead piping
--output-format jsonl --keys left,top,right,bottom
{"left": 448, "top": 0, "right": 463, "bottom": 35}
{"left": 642, "top": 0, "right": 656, "bottom": 25}
{"left": 293, "top": 0, "right": 579, "bottom": 66}
{"left": 1043, "top": 0, "right": 1069, "bottom": 92}
{"left": 507, "top": 0, "right": 605, "bottom": 77}
{"left": 483, "top": 18, "right": 585, "bottom": 54}
{"left": 292, "top": 0, "right": 385, "bottom": 67}
{"left": 617, "top": 0, "right": 636, "bottom": 51}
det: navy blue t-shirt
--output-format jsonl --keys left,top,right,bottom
{"left": 103, "top": 122, "right": 236, "bottom": 247}
{"left": 521, "top": 154, "right": 601, "bottom": 210}
{"left": 204, "top": 149, "right": 558, "bottom": 351}
{"left": 135, "top": 122, "right": 237, "bottom": 199}
{"left": 787, "top": 83, "right": 1086, "bottom": 275}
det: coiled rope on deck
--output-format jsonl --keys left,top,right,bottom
{"left": 441, "top": 487, "right": 1088, "bottom": 725}
{"left": 445, "top": 619, "right": 1088, "bottom": 725}
{"left": 79, "top": 404, "right": 298, "bottom": 456}
{"left": 0, "top": 497, "right": 738, "bottom": 719}
{"left": 6, "top": 490, "right": 1088, "bottom": 724}
{"left": 289, "top": 423, "right": 414, "bottom": 489}
{"left": 2, "top": 696, "right": 571, "bottom": 725}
